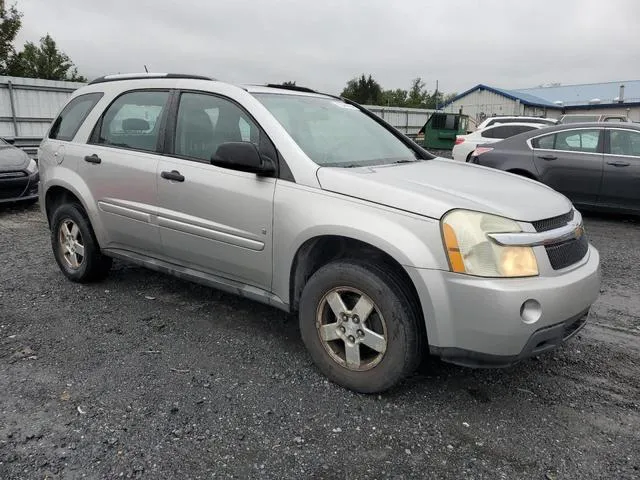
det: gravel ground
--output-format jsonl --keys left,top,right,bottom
{"left": 0, "top": 202, "right": 638, "bottom": 480}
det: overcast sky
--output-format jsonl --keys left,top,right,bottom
{"left": 13, "top": 0, "right": 640, "bottom": 94}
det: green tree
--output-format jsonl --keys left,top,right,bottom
{"left": 406, "top": 77, "right": 430, "bottom": 108}
{"left": 381, "top": 88, "right": 408, "bottom": 107}
{"left": 7, "top": 34, "right": 87, "bottom": 81}
{"left": 0, "top": 0, "right": 22, "bottom": 74}
{"left": 340, "top": 74, "right": 383, "bottom": 105}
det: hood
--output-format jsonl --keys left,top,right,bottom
{"left": 0, "top": 145, "right": 30, "bottom": 172}
{"left": 316, "top": 158, "right": 572, "bottom": 222}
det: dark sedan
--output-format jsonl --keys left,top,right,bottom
{"left": 469, "top": 122, "right": 640, "bottom": 215}
{"left": 0, "top": 138, "right": 39, "bottom": 205}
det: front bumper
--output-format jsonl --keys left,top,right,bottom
{"left": 0, "top": 171, "right": 39, "bottom": 204}
{"left": 407, "top": 244, "right": 601, "bottom": 366}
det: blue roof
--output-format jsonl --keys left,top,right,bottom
{"left": 515, "top": 80, "right": 640, "bottom": 107}
{"left": 445, "top": 80, "right": 640, "bottom": 109}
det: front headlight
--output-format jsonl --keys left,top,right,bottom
{"left": 25, "top": 159, "right": 38, "bottom": 174}
{"left": 441, "top": 209, "right": 538, "bottom": 278}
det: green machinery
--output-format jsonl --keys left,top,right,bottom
{"left": 414, "top": 112, "right": 469, "bottom": 150}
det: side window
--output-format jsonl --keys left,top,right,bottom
{"left": 511, "top": 125, "right": 535, "bottom": 135}
{"left": 49, "top": 93, "right": 103, "bottom": 141}
{"left": 95, "top": 90, "right": 169, "bottom": 152}
{"left": 483, "top": 125, "right": 511, "bottom": 139}
{"left": 174, "top": 92, "right": 262, "bottom": 162}
{"left": 480, "top": 127, "right": 496, "bottom": 139}
{"left": 555, "top": 129, "right": 600, "bottom": 152}
{"left": 533, "top": 134, "right": 555, "bottom": 149}
{"left": 610, "top": 130, "right": 640, "bottom": 157}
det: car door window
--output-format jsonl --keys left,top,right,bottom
{"left": 94, "top": 90, "right": 169, "bottom": 152}
{"left": 555, "top": 129, "right": 600, "bottom": 152}
{"left": 533, "top": 133, "right": 555, "bottom": 149}
{"left": 49, "top": 93, "right": 103, "bottom": 141}
{"left": 509, "top": 125, "right": 537, "bottom": 136}
{"left": 610, "top": 130, "right": 640, "bottom": 156}
{"left": 482, "top": 125, "right": 513, "bottom": 139}
{"left": 174, "top": 92, "right": 263, "bottom": 162}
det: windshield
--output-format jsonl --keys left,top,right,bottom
{"left": 253, "top": 93, "right": 418, "bottom": 167}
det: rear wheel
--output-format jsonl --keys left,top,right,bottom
{"left": 50, "top": 203, "right": 112, "bottom": 283}
{"left": 299, "top": 260, "right": 422, "bottom": 393}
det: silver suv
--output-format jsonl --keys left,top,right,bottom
{"left": 38, "top": 73, "right": 601, "bottom": 393}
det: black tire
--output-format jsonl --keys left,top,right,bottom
{"left": 299, "top": 260, "right": 423, "bottom": 393}
{"left": 50, "top": 202, "right": 112, "bottom": 283}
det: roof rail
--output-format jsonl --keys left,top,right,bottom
{"left": 88, "top": 73, "right": 215, "bottom": 85}
{"left": 264, "top": 83, "right": 318, "bottom": 94}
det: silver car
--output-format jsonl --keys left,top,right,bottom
{"left": 38, "top": 73, "right": 601, "bottom": 393}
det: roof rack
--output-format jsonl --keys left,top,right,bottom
{"left": 264, "top": 83, "right": 318, "bottom": 94}
{"left": 88, "top": 73, "right": 215, "bottom": 85}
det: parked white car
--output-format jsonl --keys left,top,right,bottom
{"left": 452, "top": 123, "right": 546, "bottom": 162}
{"left": 476, "top": 116, "right": 558, "bottom": 131}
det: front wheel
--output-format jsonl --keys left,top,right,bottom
{"left": 299, "top": 260, "right": 423, "bottom": 393}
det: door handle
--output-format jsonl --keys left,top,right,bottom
{"left": 538, "top": 155, "right": 557, "bottom": 161}
{"left": 84, "top": 154, "right": 101, "bottom": 164}
{"left": 606, "top": 160, "right": 630, "bottom": 167}
{"left": 161, "top": 170, "right": 185, "bottom": 182}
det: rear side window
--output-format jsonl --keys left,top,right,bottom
{"left": 508, "top": 125, "right": 538, "bottom": 136}
{"left": 94, "top": 90, "right": 170, "bottom": 153}
{"left": 49, "top": 93, "right": 103, "bottom": 141}
{"left": 533, "top": 134, "right": 555, "bottom": 149}
{"left": 481, "top": 125, "right": 514, "bottom": 139}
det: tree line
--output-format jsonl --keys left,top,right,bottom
{"left": 0, "top": 0, "right": 86, "bottom": 81}
{"left": 340, "top": 74, "right": 456, "bottom": 109}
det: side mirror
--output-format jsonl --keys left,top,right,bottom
{"left": 211, "top": 142, "right": 275, "bottom": 176}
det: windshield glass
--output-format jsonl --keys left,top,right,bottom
{"left": 562, "top": 115, "right": 599, "bottom": 123}
{"left": 253, "top": 93, "right": 418, "bottom": 167}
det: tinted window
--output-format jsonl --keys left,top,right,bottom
{"left": 480, "top": 127, "right": 496, "bottom": 139}
{"left": 481, "top": 125, "right": 514, "bottom": 139}
{"left": 610, "top": 130, "right": 640, "bottom": 156}
{"left": 508, "top": 125, "right": 538, "bottom": 136}
{"left": 533, "top": 134, "right": 555, "bottom": 149}
{"left": 555, "top": 129, "right": 600, "bottom": 152}
{"left": 95, "top": 90, "right": 169, "bottom": 152}
{"left": 174, "top": 93, "right": 262, "bottom": 162}
{"left": 49, "top": 93, "right": 103, "bottom": 141}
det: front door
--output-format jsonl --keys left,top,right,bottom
{"left": 599, "top": 128, "right": 640, "bottom": 212}
{"left": 156, "top": 91, "right": 276, "bottom": 290}
{"left": 80, "top": 89, "right": 171, "bottom": 255}
{"left": 531, "top": 128, "right": 604, "bottom": 205}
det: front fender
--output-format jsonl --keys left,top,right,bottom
{"left": 272, "top": 182, "right": 449, "bottom": 304}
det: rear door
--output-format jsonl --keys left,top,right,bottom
{"left": 531, "top": 128, "right": 604, "bottom": 204}
{"left": 599, "top": 128, "right": 640, "bottom": 212}
{"left": 81, "top": 89, "right": 170, "bottom": 255}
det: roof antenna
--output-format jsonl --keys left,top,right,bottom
{"left": 144, "top": 65, "right": 149, "bottom": 73}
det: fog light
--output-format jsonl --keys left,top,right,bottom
{"left": 520, "top": 299, "right": 542, "bottom": 324}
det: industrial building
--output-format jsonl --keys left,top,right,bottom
{"left": 443, "top": 80, "right": 640, "bottom": 129}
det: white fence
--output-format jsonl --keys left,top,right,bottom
{"left": 364, "top": 105, "right": 435, "bottom": 137}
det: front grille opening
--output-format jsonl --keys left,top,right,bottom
{"left": 532, "top": 210, "right": 574, "bottom": 232}
{"left": 545, "top": 234, "right": 589, "bottom": 270}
